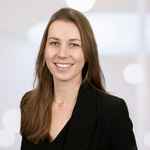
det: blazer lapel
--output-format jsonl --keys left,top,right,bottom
{"left": 64, "top": 82, "right": 98, "bottom": 150}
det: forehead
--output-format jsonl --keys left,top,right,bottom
{"left": 48, "top": 20, "right": 81, "bottom": 40}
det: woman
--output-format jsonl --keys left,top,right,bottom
{"left": 20, "top": 8, "right": 138, "bottom": 150}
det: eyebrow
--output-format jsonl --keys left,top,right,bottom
{"left": 48, "top": 37, "right": 81, "bottom": 42}
{"left": 48, "top": 37, "right": 59, "bottom": 41}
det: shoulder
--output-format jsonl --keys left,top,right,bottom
{"left": 88, "top": 87, "right": 137, "bottom": 149}
{"left": 90, "top": 84, "right": 135, "bottom": 133}
{"left": 89, "top": 84, "right": 127, "bottom": 108}
{"left": 88, "top": 84, "right": 130, "bottom": 119}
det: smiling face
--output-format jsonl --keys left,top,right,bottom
{"left": 44, "top": 20, "right": 85, "bottom": 83}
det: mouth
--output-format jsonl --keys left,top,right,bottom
{"left": 54, "top": 63, "right": 73, "bottom": 71}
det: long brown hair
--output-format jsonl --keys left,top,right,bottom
{"left": 20, "top": 7, "right": 106, "bottom": 144}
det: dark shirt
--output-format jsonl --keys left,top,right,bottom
{"left": 20, "top": 82, "right": 138, "bottom": 150}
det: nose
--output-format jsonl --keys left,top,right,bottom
{"left": 57, "top": 44, "right": 69, "bottom": 58}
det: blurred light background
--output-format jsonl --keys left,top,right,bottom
{"left": 0, "top": 0, "right": 150, "bottom": 149}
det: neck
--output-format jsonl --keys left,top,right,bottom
{"left": 53, "top": 78, "right": 82, "bottom": 105}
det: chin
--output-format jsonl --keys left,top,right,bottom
{"left": 54, "top": 77, "right": 73, "bottom": 82}
{"left": 53, "top": 74, "right": 73, "bottom": 81}
{"left": 53, "top": 73, "right": 81, "bottom": 83}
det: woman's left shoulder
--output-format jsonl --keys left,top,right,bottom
{"left": 89, "top": 85, "right": 138, "bottom": 149}
{"left": 90, "top": 85, "right": 129, "bottom": 115}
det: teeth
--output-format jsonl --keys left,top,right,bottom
{"left": 55, "top": 63, "right": 72, "bottom": 68}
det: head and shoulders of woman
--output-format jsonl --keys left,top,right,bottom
{"left": 20, "top": 7, "right": 125, "bottom": 144}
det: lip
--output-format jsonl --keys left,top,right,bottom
{"left": 55, "top": 63, "right": 72, "bottom": 67}
{"left": 54, "top": 62, "right": 73, "bottom": 64}
{"left": 54, "top": 63, "right": 73, "bottom": 71}
{"left": 54, "top": 62, "right": 74, "bottom": 66}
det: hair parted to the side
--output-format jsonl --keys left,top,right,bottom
{"left": 20, "top": 7, "right": 106, "bottom": 144}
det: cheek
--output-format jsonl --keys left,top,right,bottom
{"left": 75, "top": 52, "right": 85, "bottom": 67}
{"left": 44, "top": 48, "right": 55, "bottom": 60}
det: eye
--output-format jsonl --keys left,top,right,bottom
{"left": 70, "top": 43, "right": 80, "bottom": 47}
{"left": 48, "top": 41, "right": 59, "bottom": 46}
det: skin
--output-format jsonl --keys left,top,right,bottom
{"left": 44, "top": 20, "right": 85, "bottom": 106}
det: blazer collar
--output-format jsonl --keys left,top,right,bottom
{"left": 64, "top": 81, "right": 98, "bottom": 150}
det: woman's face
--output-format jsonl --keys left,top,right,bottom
{"left": 44, "top": 20, "right": 85, "bottom": 82}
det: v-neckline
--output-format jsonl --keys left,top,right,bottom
{"left": 47, "top": 81, "right": 89, "bottom": 144}
{"left": 49, "top": 117, "right": 71, "bottom": 144}
{"left": 47, "top": 90, "right": 80, "bottom": 144}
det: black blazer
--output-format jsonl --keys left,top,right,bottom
{"left": 21, "top": 81, "right": 138, "bottom": 150}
